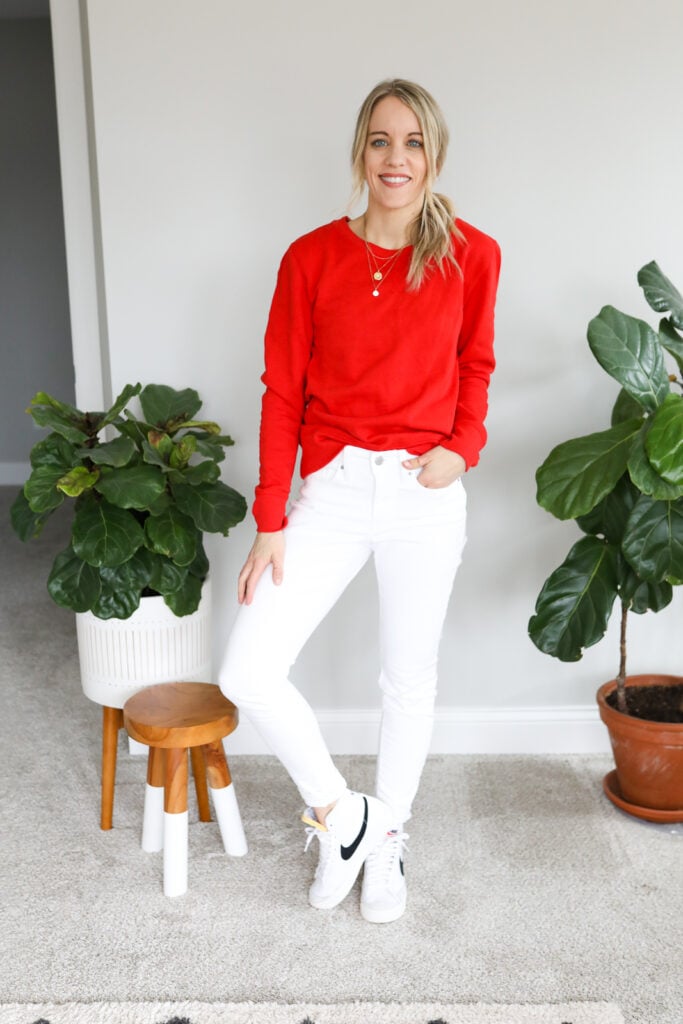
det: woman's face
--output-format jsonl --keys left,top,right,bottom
{"left": 363, "top": 96, "right": 428, "bottom": 218}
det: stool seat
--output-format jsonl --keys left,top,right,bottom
{"left": 124, "top": 681, "right": 238, "bottom": 748}
{"left": 122, "top": 681, "right": 247, "bottom": 897}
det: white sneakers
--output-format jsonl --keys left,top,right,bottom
{"left": 360, "top": 828, "right": 409, "bottom": 923}
{"left": 302, "top": 791, "right": 408, "bottom": 922}
{"left": 302, "top": 790, "right": 393, "bottom": 911}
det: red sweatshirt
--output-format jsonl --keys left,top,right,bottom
{"left": 253, "top": 216, "right": 501, "bottom": 532}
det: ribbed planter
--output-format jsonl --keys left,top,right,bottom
{"left": 75, "top": 580, "right": 212, "bottom": 709}
{"left": 597, "top": 673, "right": 683, "bottom": 818}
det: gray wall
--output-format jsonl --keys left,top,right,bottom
{"left": 0, "top": 17, "right": 73, "bottom": 477}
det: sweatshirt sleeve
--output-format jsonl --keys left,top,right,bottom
{"left": 441, "top": 232, "right": 501, "bottom": 468}
{"left": 252, "top": 246, "right": 314, "bottom": 532}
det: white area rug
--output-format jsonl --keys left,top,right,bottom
{"left": 0, "top": 1001, "right": 625, "bottom": 1024}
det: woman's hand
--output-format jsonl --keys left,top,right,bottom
{"left": 402, "top": 445, "right": 466, "bottom": 488}
{"left": 237, "top": 531, "right": 285, "bottom": 606}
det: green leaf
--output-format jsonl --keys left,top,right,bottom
{"left": 646, "top": 393, "right": 683, "bottom": 485}
{"left": 622, "top": 495, "right": 683, "bottom": 582}
{"left": 10, "top": 489, "right": 51, "bottom": 541}
{"left": 620, "top": 564, "right": 673, "bottom": 615}
{"left": 56, "top": 465, "right": 100, "bottom": 497}
{"left": 147, "top": 430, "right": 174, "bottom": 457}
{"left": 144, "top": 506, "right": 198, "bottom": 565}
{"left": 29, "top": 433, "right": 74, "bottom": 471}
{"left": 27, "top": 392, "right": 89, "bottom": 444}
{"left": 94, "top": 464, "right": 166, "bottom": 509}
{"left": 179, "top": 460, "right": 220, "bottom": 485}
{"left": 611, "top": 388, "right": 644, "bottom": 426}
{"left": 47, "top": 546, "right": 102, "bottom": 612}
{"left": 141, "top": 440, "right": 170, "bottom": 470}
{"left": 72, "top": 494, "right": 144, "bottom": 567}
{"left": 174, "top": 420, "right": 221, "bottom": 435}
{"left": 638, "top": 261, "right": 683, "bottom": 330}
{"left": 193, "top": 438, "right": 226, "bottom": 463}
{"left": 529, "top": 536, "right": 619, "bottom": 661}
{"left": 139, "top": 384, "right": 202, "bottom": 427}
{"left": 659, "top": 318, "right": 683, "bottom": 372}
{"left": 172, "top": 480, "right": 247, "bottom": 535}
{"left": 576, "top": 473, "right": 638, "bottom": 544}
{"left": 163, "top": 573, "right": 203, "bottom": 616}
{"left": 99, "top": 383, "right": 141, "bottom": 428}
{"left": 187, "top": 537, "right": 209, "bottom": 579}
{"left": 91, "top": 553, "right": 151, "bottom": 619}
{"left": 78, "top": 436, "right": 136, "bottom": 467}
{"left": 146, "top": 552, "right": 188, "bottom": 595}
{"left": 169, "top": 434, "right": 197, "bottom": 469}
{"left": 116, "top": 416, "right": 155, "bottom": 445}
{"left": 145, "top": 490, "right": 172, "bottom": 515}
{"left": 536, "top": 418, "right": 642, "bottom": 520}
{"left": 628, "top": 422, "right": 683, "bottom": 500}
{"left": 24, "top": 465, "right": 66, "bottom": 514}
{"left": 587, "top": 306, "right": 670, "bottom": 412}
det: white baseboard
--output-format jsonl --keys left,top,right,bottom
{"left": 0, "top": 462, "right": 30, "bottom": 486}
{"left": 224, "top": 705, "right": 611, "bottom": 756}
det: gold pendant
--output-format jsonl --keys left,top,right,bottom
{"left": 373, "top": 271, "right": 382, "bottom": 281}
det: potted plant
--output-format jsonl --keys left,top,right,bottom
{"left": 11, "top": 382, "right": 247, "bottom": 826}
{"left": 528, "top": 261, "right": 683, "bottom": 821}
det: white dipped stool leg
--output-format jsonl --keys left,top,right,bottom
{"left": 203, "top": 740, "right": 248, "bottom": 857}
{"left": 163, "top": 809, "right": 188, "bottom": 897}
{"left": 142, "top": 746, "right": 164, "bottom": 853}
{"left": 163, "top": 747, "right": 189, "bottom": 897}
{"left": 212, "top": 782, "right": 248, "bottom": 856}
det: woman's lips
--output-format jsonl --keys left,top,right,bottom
{"left": 379, "top": 175, "right": 411, "bottom": 187}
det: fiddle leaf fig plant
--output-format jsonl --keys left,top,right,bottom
{"left": 528, "top": 262, "right": 683, "bottom": 714}
{"left": 11, "top": 383, "right": 247, "bottom": 620}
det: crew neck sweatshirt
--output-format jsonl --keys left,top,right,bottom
{"left": 253, "top": 216, "right": 501, "bottom": 532}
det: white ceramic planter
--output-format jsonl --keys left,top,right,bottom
{"left": 75, "top": 579, "right": 212, "bottom": 708}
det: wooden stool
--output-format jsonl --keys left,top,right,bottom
{"left": 123, "top": 681, "right": 247, "bottom": 897}
{"left": 99, "top": 706, "right": 211, "bottom": 830}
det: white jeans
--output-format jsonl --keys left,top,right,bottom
{"left": 218, "top": 445, "right": 467, "bottom": 824}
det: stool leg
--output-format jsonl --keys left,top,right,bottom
{"left": 190, "top": 745, "right": 212, "bottom": 822}
{"left": 163, "top": 748, "right": 188, "bottom": 897}
{"left": 202, "top": 740, "right": 248, "bottom": 857}
{"left": 142, "top": 746, "right": 165, "bottom": 852}
{"left": 101, "top": 706, "right": 123, "bottom": 830}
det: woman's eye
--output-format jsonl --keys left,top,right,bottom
{"left": 407, "top": 139, "right": 423, "bottom": 148}
{"left": 370, "top": 139, "right": 387, "bottom": 147}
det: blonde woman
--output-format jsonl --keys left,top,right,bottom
{"left": 219, "top": 79, "right": 500, "bottom": 923}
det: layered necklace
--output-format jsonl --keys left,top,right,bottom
{"left": 362, "top": 216, "right": 406, "bottom": 297}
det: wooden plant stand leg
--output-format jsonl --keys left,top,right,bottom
{"left": 190, "top": 745, "right": 212, "bottom": 822}
{"left": 101, "top": 706, "right": 124, "bottom": 831}
{"left": 202, "top": 739, "right": 247, "bottom": 857}
{"left": 142, "top": 746, "right": 165, "bottom": 853}
{"left": 163, "top": 747, "right": 189, "bottom": 897}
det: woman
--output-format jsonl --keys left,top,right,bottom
{"left": 219, "top": 79, "right": 500, "bottom": 923}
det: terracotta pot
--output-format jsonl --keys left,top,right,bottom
{"left": 597, "top": 673, "right": 683, "bottom": 815}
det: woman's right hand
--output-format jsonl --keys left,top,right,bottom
{"left": 237, "top": 531, "right": 285, "bottom": 606}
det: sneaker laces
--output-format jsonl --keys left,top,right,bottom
{"left": 365, "top": 829, "right": 409, "bottom": 885}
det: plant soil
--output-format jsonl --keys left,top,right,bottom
{"left": 607, "top": 684, "right": 683, "bottom": 723}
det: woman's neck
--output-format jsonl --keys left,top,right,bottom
{"left": 352, "top": 203, "right": 419, "bottom": 250}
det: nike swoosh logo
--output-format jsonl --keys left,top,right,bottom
{"left": 340, "top": 797, "right": 368, "bottom": 861}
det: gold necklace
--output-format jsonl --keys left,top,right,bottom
{"left": 362, "top": 216, "right": 406, "bottom": 297}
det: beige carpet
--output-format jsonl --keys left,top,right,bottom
{"left": 1, "top": 487, "right": 681, "bottom": 1024}
{"left": 0, "top": 1001, "right": 625, "bottom": 1024}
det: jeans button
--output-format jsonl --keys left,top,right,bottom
{"left": 374, "top": 455, "right": 384, "bottom": 465}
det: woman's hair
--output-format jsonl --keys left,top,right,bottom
{"left": 350, "top": 78, "right": 464, "bottom": 289}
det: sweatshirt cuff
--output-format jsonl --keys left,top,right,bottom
{"left": 252, "top": 495, "right": 288, "bottom": 533}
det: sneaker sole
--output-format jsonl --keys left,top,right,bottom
{"left": 360, "top": 891, "right": 407, "bottom": 923}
